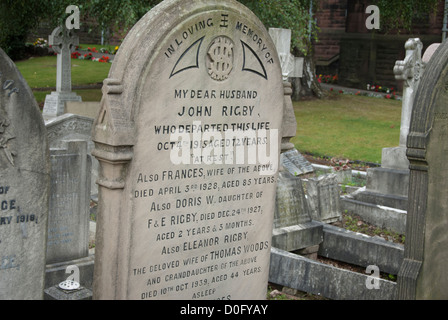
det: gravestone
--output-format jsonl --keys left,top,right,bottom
{"left": 43, "top": 25, "right": 82, "bottom": 120}
{"left": 268, "top": 27, "right": 312, "bottom": 174}
{"left": 92, "top": 0, "right": 283, "bottom": 300}
{"left": 45, "top": 113, "right": 98, "bottom": 197}
{"left": 397, "top": 40, "right": 448, "bottom": 299}
{"left": 272, "top": 172, "right": 323, "bottom": 254}
{"left": 46, "top": 140, "right": 91, "bottom": 263}
{"left": 281, "top": 148, "right": 313, "bottom": 176}
{"left": 382, "top": 38, "right": 423, "bottom": 170}
{"left": 268, "top": 27, "right": 321, "bottom": 256}
{"left": 0, "top": 48, "right": 50, "bottom": 299}
{"left": 422, "top": 43, "right": 440, "bottom": 64}
{"left": 45, "top": 140, "right": 93, "bottom": 297}
{"left": 342, "top": 39, "right": 424, "bottom": 227}
{"left": 305, "top": 174, "right": 341, "bottom": 223}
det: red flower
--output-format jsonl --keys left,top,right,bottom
{"left": 386, "top": 94, "right": 391, "bottom": 99}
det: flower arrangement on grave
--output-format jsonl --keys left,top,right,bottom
{"left": 87, "top": 47, "right": 98, "bottom": 53}
{"left": 98, "top": 55, "right": 110, "bottom": 63}
{"left": 113, "top": 46, "right": 119, "bottom": 54}
{"left": 33, "top": 38, "right": 48, "bottom": 48}
{"left": 316, "top": 74, "right": 338, "bottom": 84}
{"left": 330, "top": 157, "right": 350, "bottom": 171}
{"left": 71, "top": 51, "right": 81, "bottom": 59}
{"left": 83, "top": 52, "right": 93, "bottom": 60}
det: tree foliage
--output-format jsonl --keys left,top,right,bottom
{"left": 376, "top": 0, "right": 440, "bottom": 32}
{"left": 0, "top": 0, "right": 442, "bottom": 60}
{"left": 239, "top": 0, "right": 318, "bottom": 56}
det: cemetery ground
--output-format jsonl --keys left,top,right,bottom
{"left": 16, "top": 54, "right": 401, "bottom": 167}
{"left": 15, "top": 50, "right": 404, "bottom": 300}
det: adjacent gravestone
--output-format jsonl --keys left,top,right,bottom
{"left": 343, "top": 39, "right": 424, "bottom": 224}
{"left": 45, "top": 113, "right": 98, "bottom": 197}
{"left": 422, "top": 43, "right": 440, "bottom": 64}
{"left": 44, "top": 140, "right": 93, "bottom": 297}
{"left": 272, "top": 171, "right": 323, "bottom": 254}
{"left": 268, "top": 27, "right": 312, "bottom": 174}
{"left": 46, "top": 140, "right": 91, "bottom": 264}
{"left": 397, "top": 40, "right": 448, "bottom": 300}
{"left": 382, "top": 38, "right": 423, "bottom": 170}
{"left": 268, "top": 27, "right": 321, "bottom": 256}
{"left": 43, "top": 25, "right": 82, "bottom": 119}
{"left": 305, "top": 174, "right": 341, "bottom": 223}
{"left": 281, "top": 148, "right": 313, "bottom": 176}
{"left": 0, "top": 48, "right": 50, "bottom": 299}
{"left": 92, "top": 0, "right": 283, "bottom": 300}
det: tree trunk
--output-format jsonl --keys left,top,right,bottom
{"left": 300, "top": 55, "right": 326, "bottom": 99}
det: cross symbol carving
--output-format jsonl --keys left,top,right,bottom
{"left": 49, "top": 25, "right": 79, "bottom": 92}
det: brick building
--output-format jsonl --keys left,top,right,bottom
{"left": 314, "top": 0, "right": 446, "bottom": 91}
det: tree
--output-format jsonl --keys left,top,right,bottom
{"left": 376, "top": 0, "right": 440, "bottom": 33}
{"left": 0, "top": 1, "right": 52, "bottom": 60}
{"left": 0, "top": 0, "right": 159, "bottom": 60}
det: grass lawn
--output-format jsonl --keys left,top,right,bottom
{"left": 292, "top": 93, "right": 402, "bottom": 164}
{"left": 32, "top": 89, "right": 104, "bottom": 105}
{"left": 16, "top": 55, "right": 111, "bottom": 88}
{"left": 15, "top": 55, "right": 110, "bottom": 104}
{"left": 15, "top": 54, "right": 400, "bottom": 164}
{"left": 78, "top": 43, "right": 118, "bottom": 53}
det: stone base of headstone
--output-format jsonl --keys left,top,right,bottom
{"left": 381, "top": 146, "right": 409, "bottom": 170}
{"left": 44, "top": 285, "right": 92, "bottom": 300}
{"left": 43, "top": 91, "right": 82, "bottom": 120}
{"left": 45, "top": 253, "right": 95, "bottom": 290}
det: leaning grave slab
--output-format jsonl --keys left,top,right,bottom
{"left": 92, "top": 0, "right": 283, "bottom": 300}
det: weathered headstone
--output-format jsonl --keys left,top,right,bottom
{"left": 346, "top": 39, "right": 424, "bottom": 221}
{"left": 272, "top": 171, "right": 323, "bottom": 253}
{"left": 422, "top": 43, "right": 440, "bottom": 64}
{"left": 46, "top": 140, "right": 91, "bottom": 264}
{"left": 397, "top": 40, "right": 448, "bottom": 299}
{"left": 0, "top": 48, "right": 50, "bottom": 299}
{"left": 382, "top": 38, "right": 423, "bottom": 170}
{"left": 305, "top": 173, "right": 341, "bottom": 223}
{"left": 268, "top": 27, "right": 312, "bottom": 173}
{"left": 268, "top": 27, "right": 321, "bottom": 257}
{"left": 281, "top": 148, "right": 313, "bottom": 176}
{"left": 43, "top": 25, "right": 82, "bottom": 119}
{"left": 92, "top": 0, "right": 283, "bottom": 300}
{"left": 44, "top": 140, "right": 93, "bottom": 297}
{"left": 45, "top": 113, "right": 98, "bottom": 197}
